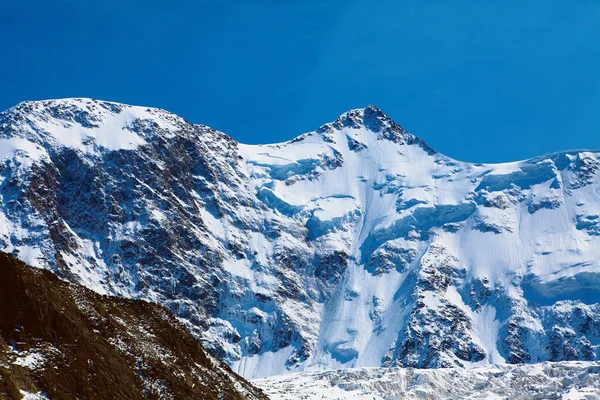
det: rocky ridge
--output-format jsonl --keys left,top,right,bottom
{"left": 0, "top": 252, "right": 266, "bottom": 400}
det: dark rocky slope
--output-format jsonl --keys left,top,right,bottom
{"left": 0, "top": 252, "right": 267, "bottom": 400}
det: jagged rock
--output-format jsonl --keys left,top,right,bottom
{"left": 0, "top": 252, "right": 266, "bottom": 400}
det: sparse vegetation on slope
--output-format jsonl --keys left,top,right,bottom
{"left": 0, "top": 252, "right": 267, "bottom": 400}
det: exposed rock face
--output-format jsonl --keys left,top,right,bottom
{"left": 0, "top": 252, "right": 267, "bottom": 400}
{"left": 2, "top": 98, "right": 600, "bottom": 378}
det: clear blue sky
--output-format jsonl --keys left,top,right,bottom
{"left": 2, "top": 1, "right": 600, "bottom": 162}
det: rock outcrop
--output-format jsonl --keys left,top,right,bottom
{"left": 0, "top": 252, "right": 267, "bottom": 400}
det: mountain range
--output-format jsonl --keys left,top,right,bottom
{"left": 1, "top": 98, "right": 599, "bottom": 381}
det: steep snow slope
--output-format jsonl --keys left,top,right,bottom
{"left": 253, "top": 362, "right": 600, "bottom": 399}
{"left": 1, "top": 99, "right": 600, "bottom": 379}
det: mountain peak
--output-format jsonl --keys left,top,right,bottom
{"left": 5, "top": 98, "right": 128, "bottom": 120}
{"left": 317, "top": 105, "right": 394, "bottom": 133}
{"left": 2, "top": 99, "right": 434, "bottom": 156}
{"left": 315, "top": 105, "right": 434, "bottom": 153}
{"left": 3, "top": 98, "right": 178, "bottom": 127}
{"left": 0, "top": 98, "right": 190, "bottom": 155}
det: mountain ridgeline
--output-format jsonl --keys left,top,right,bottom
{"left": 0, "top": 252, "right": 267, "bottom": 399}
{"left": 1, "top": 99, "right": 600, "bottom": 379}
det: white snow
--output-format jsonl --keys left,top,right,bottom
{"left": 4, "top": 100, "right": 600, "bottom": 381}
{"left": 3, "top": 98, "right": 182, "bottom": 155}
{"left": 35, "top": 107, "right": 148, "bottom": 152}
{"left": 19, "top": 390, "right": 48, "bottom": 400}
{"left": 12, "top": 351, "right": 46, "bottom": 369}
{"left": 0, "top": 137, "right": 50, "bottom": 168}
{"left": 254, "top": 362, "right": 600, "bottom": 400}
{"left": 233, "top": 346, "right": 296, "bottom": 379}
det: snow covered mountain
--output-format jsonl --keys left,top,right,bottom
{"left": 1, "top": 98, "right": 600, "bottom": 379}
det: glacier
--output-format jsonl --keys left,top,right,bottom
{"left": 253, "top": 362, "right": 600, "bottom": 399}
{"left": 1, "top": 98, "right": 600, "bottom": 379}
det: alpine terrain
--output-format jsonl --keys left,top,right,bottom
{"left": 1, "top": 98, "right": 600, "bottom": 381}
{"left": 0, "top": 252, "right": 266, "bottom": 400}
{"left": 253, "top": 362, "right": 600, "bottom": 399}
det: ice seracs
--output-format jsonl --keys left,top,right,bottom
{"left": 252, "top": 361, "right": 600, "bottom": 400}
{"left": 1, "top": 98, "right": 600, "bottom": 379}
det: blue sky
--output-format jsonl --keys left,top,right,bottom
{"left": 2, "top": 1, "right": 600, "bottom": 162}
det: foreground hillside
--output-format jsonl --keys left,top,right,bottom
{"left": 1, "top": 98, "right": 600, "bottom": 378}
{"left": 254, "top": 362, "right": 600, "bottom": 399}
{"left": 0, "top": 252, "right": 266, "bottom": 400}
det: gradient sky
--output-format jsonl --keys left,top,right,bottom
{"left": 2, "top": 1, "right": 600, "bottom": 162}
